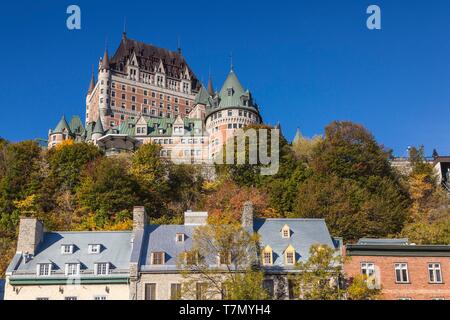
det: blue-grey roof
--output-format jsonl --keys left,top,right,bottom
{"left": 140, "top": 225, "right": 197, "bottom": 272}
{"left": 254, "top": 218, "right": 336, "bottom": 270}
{"left": 9, "top": 231, "right": 132, "bottom": 278}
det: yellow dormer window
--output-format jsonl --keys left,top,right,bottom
{"left": 281, "top": 224, "right": 291, "bottom": 239}
{"left": 284, "top": 245, "right": 296, "bottom": 265}
{"left": 262, "top": 245, "right": 273, "bottom": 266}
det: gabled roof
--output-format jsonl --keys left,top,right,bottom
{"left": 194, "top": 86, "right": 211, "bottom": 106}
{"left": 69, "top": 116, "right": 85, "bottom": 135}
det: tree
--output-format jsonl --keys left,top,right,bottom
{"left": 75, "top": 155, "right": 143, "bottom": 227}
{"left": 346, "top": 274, "right": 381, "bottom": 300}
{"left": 46, "top": 141, "right": 103, "bottom": 190}
{"left": 179, "top": 215, "right": 268, "bottom": 300}
{"left": 290, "top": 244, "right": 345, "bottom": 300}
{"left": 400, "top": 218, "right": 450, "bottom": 245}
{"left": 292, "top": 130, "right": 322, "bottom": 162}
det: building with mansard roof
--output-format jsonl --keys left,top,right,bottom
{"left": 48, "top": 33, "right": 263, "bottom": 162}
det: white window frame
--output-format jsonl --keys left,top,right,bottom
{"left": 151, "top": 252, "right": 165, "bottom": 265}
{"left": 95, "top": 262, "right": 110, "bottom": 275}
{"left": 65, "top": 263, "right": 80, "bottom": 276}
{"left": 61, "top": 244, "right": 74, "bottom": 255}
{"left": 88, "top": 244, "right": 101, "bottom": 254}
{"left": 395, "top": 263, "right": 409, "bottom": 283}
{"left": 361, "top": 262, "right": 375, "bottom": 277}
{"left": 176, "top": 233, "right": 185, "bottom": 243}
{"left": 428, "top": 263, "right": 443, "bottom": 284}
{"left": 37, "top": 263, "right": 52, "bottom": 276}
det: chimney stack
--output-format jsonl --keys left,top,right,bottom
{"left": 133, "top": 206, "right": 147, "bottom": 232}
{"left": 241, "top": 202, "right": 254, "bottom": 230}
{"left": 184, "top": 210, "right": 208, "bottom": 226}
{"left": 16, "top": 218, "right": 44, "bottom": 256}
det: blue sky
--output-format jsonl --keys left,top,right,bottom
{"left": 1, "top": 0, "right": 450, "bottom": 156}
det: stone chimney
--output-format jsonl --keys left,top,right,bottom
{"left": 133, "top": 206, "right": 147, "bottom": 231}
{"left": 16, "top": 217, "right": 44, "bottom": 255}
{"left": 241, "top": 202, "right": 254, "bottom": 230}
{"left": 184, "top": 210, "right": 208, "bottom": 226}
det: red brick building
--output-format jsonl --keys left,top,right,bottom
{"left": 344, "top": 238, "right": 450, "bottom": 300}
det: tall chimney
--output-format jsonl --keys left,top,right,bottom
{"left": 241, "top": 202, "right": 254, "bottom": 230}
{"left": 16, "top": 218, "right": 44, "bottom": 255}
{"left": 133, "top": 206, "right": 147, "bottom": 231}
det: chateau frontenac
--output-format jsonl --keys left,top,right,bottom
{"left": 48, "top": 33, "right": 262, "bottom": 161}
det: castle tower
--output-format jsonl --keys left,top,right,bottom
{"left": 91, "top": 116, "right": 105, "bottom": 144}
{"left": 98, "top": 48, "right": 111, "bottom": 129}
{"left": 205, "top": 68, "right": 262, "bottom": 159}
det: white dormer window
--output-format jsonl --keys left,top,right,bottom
{"left": 284, "top": 245, "right": 296, "bottom": 266}
{"left": 88, "top": 244, "right": 101, "bottom": 254}
{"left": 37, "top": 263, "right": 52, "bottom": 276}
{"left": 151, "top": 252, "right": 165, "bottom": 265}
{"left": 227, "top": 88, "right": 233, "bottom": 96}
{"left": 65, "top": 263, "right": 80, "bottom": 276}
{"left": 176, "top": 233, "right": 185, "bottom": 243}
{"left": 95, "top": 262, "right": 110, "bottom": 275}
{"left": 281, "top": 224, "right": 291, "bottom": 239}
{"left": 61, "top": 244, "right": 74, "bottom": 255}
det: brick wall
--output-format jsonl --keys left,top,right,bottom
{"left": 344, "top": 254, "right": 450, "bottom": 300}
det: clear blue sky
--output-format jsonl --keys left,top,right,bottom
{"left": 1, "top": 0, "right": 450, "bottom": 156}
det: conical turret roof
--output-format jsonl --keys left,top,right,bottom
{"left": 207, "top": 75, "right": 214, "bottom": 96}
{"left": 194, "top": 86, "right": 211, "bottom": 106}
{"left": 53, "top": 116, "right": 71, "bottom": 134}
{"left": 88, "top": 71, "right": 95, "bottom": 94}
{"left": 101, "top": 49, "right": 110, "bottom": 70}
{"left": 93, "top": 117, "right": 104, "bottom": 134}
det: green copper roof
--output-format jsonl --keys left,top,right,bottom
{"left": 92, "top": 117, "right": 104, "bottom": 134}
{"left": 218, "top": 69, "right": 246, "bottom": 108}
{"left": 69, "top": 116, "right": 85, "bottom": 135}
{"left": 116, "top": 117, "right": 204, "bottom": 137}
{"left": 194, "top": 85, "right": 211, "bottom": 106}
{"left": 53, "top": 116, "right": 71, "bottom": 134}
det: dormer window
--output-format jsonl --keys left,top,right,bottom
{"left": 151, "top": 252, "right": 165, "bottom": 265}
{"left": 281, "top": 225, "right": 291, "bottom": 239}
{"left": 284, "top": 245, "right": 296, "bottom": 266}
{"left": 176, "top": 233, "right": 185, "bottom": 243}
{"left": 65, "top": 263, "right": 80, "bottom": 276}
{"left": 88, "top": 244, "right": 101, "bottom": 254}
{"left": 61, "top": 244, "right": 74, "bottom": 255}
{"left": 227, "top": 88, "right": 233, "bottom": 96}
{"left": 262, "top": 245, "right": 273, "bottom": 266}
{"left": 37, "top": 263, "right": 52, "bottom": 276}
{"left": 95, "top": 262, "right": 110, "bottom": 275}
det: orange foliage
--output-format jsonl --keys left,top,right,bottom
{"left": 202, "top": 180, "right": 270, "bottom": 221}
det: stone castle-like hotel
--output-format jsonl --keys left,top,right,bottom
{"left": 48, "top": 32, "right": 262, "bottom": 161}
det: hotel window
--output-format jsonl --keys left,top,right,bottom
{"left": 95, "top": 262, "right": 109, "bottom": 275}
{"left": 111, "top": 100, "right": 115, "bottom": 107}
{"left": 170, "top": 283, "right": 182, "bottom": 300}
{"left": 132, "top": 96, "right": 136, "bottom": 102}
{"left": 395, "top": 263, "right": 409, "bottom": 283}
{"left": 239, "top": 110, "right": 243, "bottom": 116}
{"left": 94, "top": 296, "right": 107, "bottom": 300}
{"left": 88, "top": 244, "right": 100, "bottom": 254}
{"left": 65, "top": 263, "right": 80, "bottom": 276}
{"left": 143, "top": 107, "right": 148, "bottom": 114}
{"left": 228, "top": 124, "right": 232, "bottom": 129}
{"left": 151, "top": 252, "right": 165, "bottom": 265}
{"left": 61, "top": 244, "right": 74, "bottom": 254}
{"left": 111, "top": 82, "right": 115, "bottom": 88}
{"left": 121, "top": 115, "right": 125, "bottom": 120}
{"left": 121, "top": 102, "right": 125, "bottom": 109}
{"left": 428, "top": 263, "right": 443, "bottom": 283}
{"left": 176, "top": 233, "right": 185, "bottom": 243}
{"left": 132, "top": 87, "right": 136, "bottom": 93}
{"left": 37, "top": 263, "right": 52, "bottom": 276}
{"left": 228, "top": 110, "right": 232, "bottom": 116}
{"left": 144, "top": 90, "right": 148, "bottom": 96}
{"left": 132, "top": 105, "right": 136, "bottom": 111}
{"left": 111, "top": 91, "right": 115, "bottom": 97}
{"left": 144, "top": 99, "right": 148, "bottom": 105}
{"left": 361, "top": 262, "right": 375, "bottom": 276}
{"left": 122, "top": 85, "right": 126, "bottom": 90}
{"left": 122, "top": 93, "right": 126, "bottom": 100}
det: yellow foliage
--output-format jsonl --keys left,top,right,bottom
{"left": 55, "top": 139, "right": 74, "bottom": 151}
{"left": 13, "top": 194, "right": 38, "bottom": 216}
